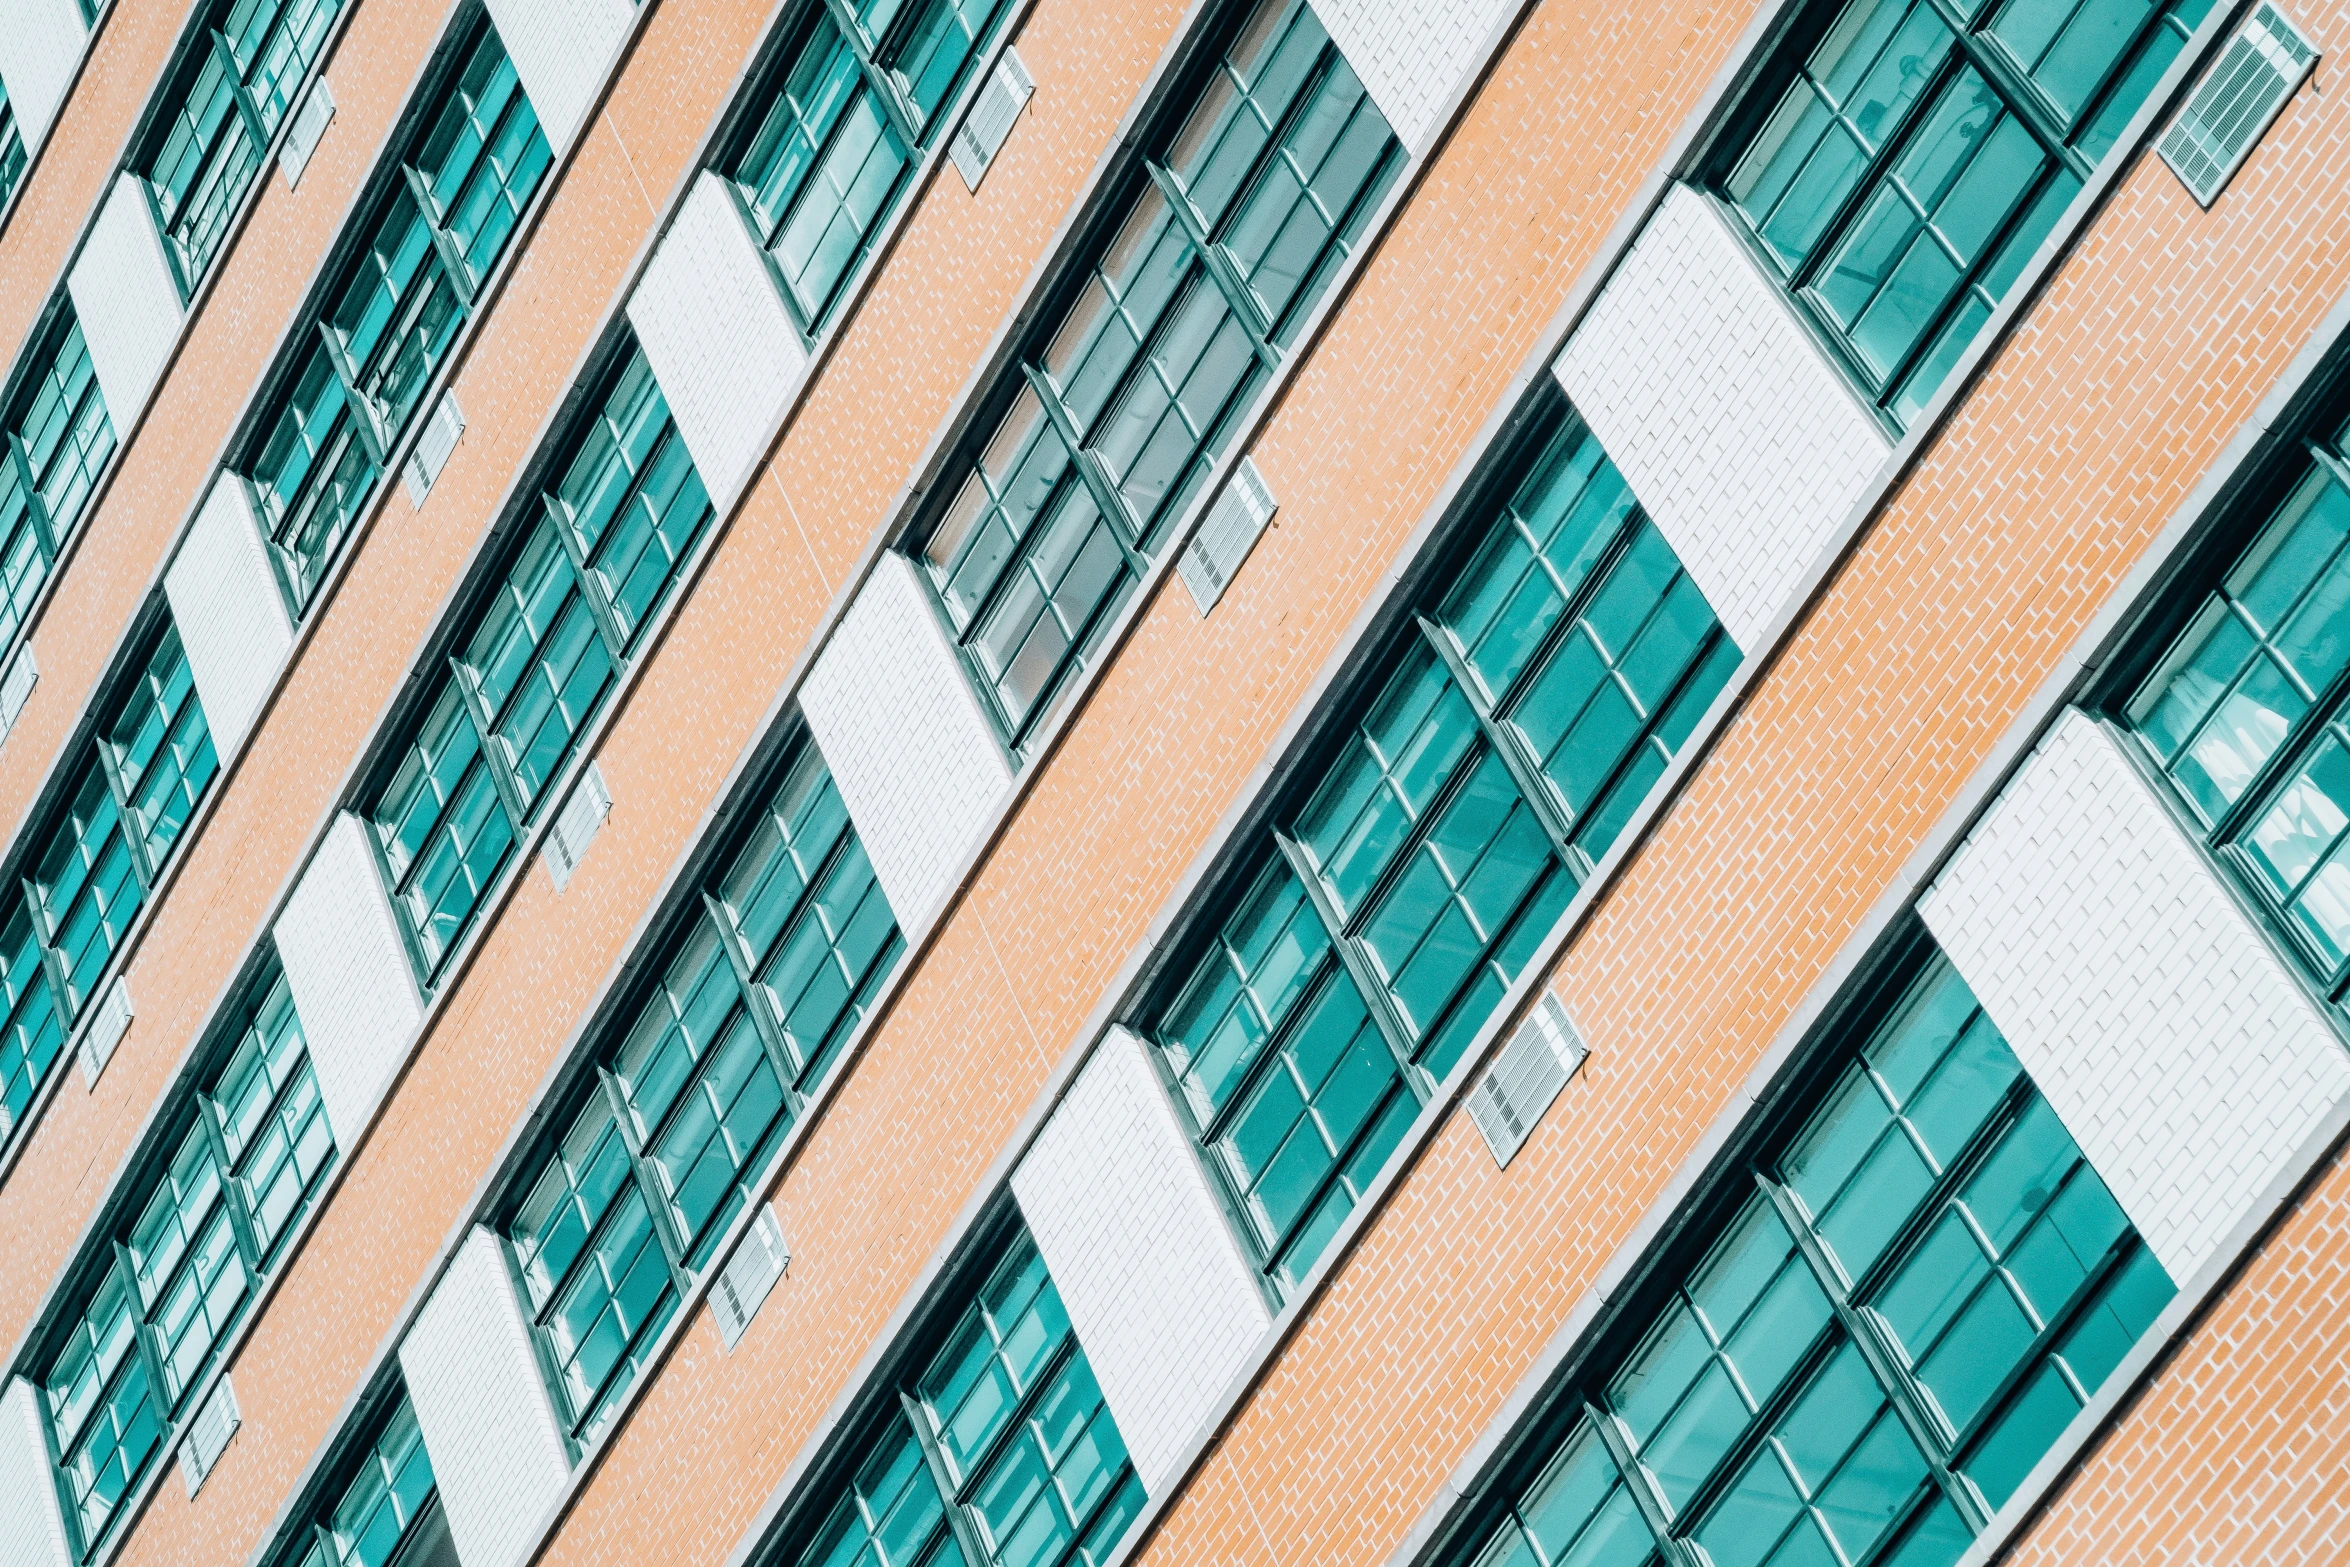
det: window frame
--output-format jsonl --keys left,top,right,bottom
{"left": 256, "top": 1377, "right": 453, "bottom": 1567}
{"left": 1, "top": 305, "right": 118, "bottom": 658}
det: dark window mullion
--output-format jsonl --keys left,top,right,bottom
{"left": 1941, "top": 11, "right": 2089, "bottom": 176}
{"left": 1272, "top": 830, "right": 1434, "bottom": 1095}
{"left": 446, "top": 658, "right": 533, "bottom": 829}
{"left": 6, "top": 433, "right": 61, "bottom": 557}
{"left": 400, "top": 165, "right": 480, "bottom": 307}
{"left": 1188, "top": 947, "right": 1343, "bottom": 1147}
{"left": 2060, "top": 0, "right": 2185, "bottom": 153}
{"left": 1782, "top": 45, "right": 1972, "bottom": 298}
{"left": 195, "top": 1097, "right": 267, "bottom": 1276}
{"left": 1941, "top": 1231, "right": 2142, "bottom": 1463}
{"left": 940, "top": 1329, "right": 1083, "bottom": 1512}
{"left": 22, "top": 875, "right": 79, "bottom": 1022}
{"left": 207, "top": 30, "right": 273, "bottom": 154}
{"left": 110, "top": 1240, "right": 182, "bottom": 1422}
{"left": 899, "top": 1390, "right": 998, "bottom": 1567}
{"left": 818, "top": 0, "right": 924, "bottom": 147}
{"left": 593, "top": 1066, "right": 697, "bottom": 1288}
{"left": 700, "top": 889, "right": 810, "bottom": 1104}
{"left": 1754, "top": 1175, "right": 1989, "bottom": 1530}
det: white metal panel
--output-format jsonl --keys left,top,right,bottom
{"left": 165, "top": 475, "right": 296, "bottom": 757}
{"left": 0, "top": 1376, "right": 71, "bottom": 1567}
{"left": 799, "top": 553, "right": 1012, "bottom": 927}
{"left": 1921, "top": 710, "right": 2350, "bottom": 1283}
{"left": 401, "top": 1229, "right": 572, "bottom": 1567}
{"left": 625, "top": 171, "right": 808, "bottom": 511}
{"left": 483, "top": 0, "right": 634, "bottom": 149}
{"left": 68, "top": 175, "right": 186, "bottom": 423}
{"left": 0, "top": 0, "right": 88, "bottom": 150}
{"left": 1307, "top": 0, "right": 1512, "bottom": 152}
{"left": 1552, "top": 185, "right": 1892, "bottom": 653}
{"left": 1011, "top": 1028, "right": 1272, "bottom": 1492}
{"left": 950, "top": 48, "right": 1034, "bottom": 190}
{"left": 274, "top": 814, "right": 425, "bottom": 1149}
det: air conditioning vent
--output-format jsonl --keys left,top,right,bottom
{"left": 951, "top": 49, "right": 1035, "bottom": 192}
{"left": 544, "top": 762, "right": 612, "bottom": 891}
{"left": 1467, "top": 992, "right": 1587, "bottom": 1168}
{"left": 711, "top": 1204, "right": 790, "bottom": 1352}
{"left": 178, "top": 1374, "right": 241, "bottom": 1497}
{"left": 2158, "top": 3, "right": 2316, "bottom": 206}
{"left": 402, "top": 390, "right": 466, "bottom": 508}
{"left": 1178, "top": 457, "right": 1277, "bottom": 616}
{"left": 279, "top": 76, "right": 337, "bottom": 190}
{"left": 0, "top": 642, "right": 36, "bottom": 738}
{"left": 78, "top": 977, "right": 134, "bottom": 1089}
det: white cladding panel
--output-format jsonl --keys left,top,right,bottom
{"left": 1921, "top": 710, "right": 2350, "bottom": 1283}
{"left": 1012, "top": 1028, "right": 1272, "bottom": 1492}
{"left": 1306, "top": 0, "right": 1511, "bottom": 153}
{"left": 0, "top": 0, "right": 88, "bottom": 149}
{"left": 166, "top": 475, "right": 296, "bottom": 756}
{"left": 800, "top": 553, "right": 1012, "bottom": 927}
{"left": 401, "top": 1229, "right": 572, "bottom": 1567}
{"left": 68, "top": 174, "right": 186, "bottom": 422}
{"left": 275, "top": 813, "right": 426, "bottom": 1148}
{"left": 1553, "top": 185, "right": 1892, "bottom": 652}
{"left": 626, "top": 171, "right": 808, "bottom": 511}
{"left": 0, "top": 1377, "right": 70, "bottom": 1567}
{"left": 482, "top": 0, "right": 633, "bottom": 148}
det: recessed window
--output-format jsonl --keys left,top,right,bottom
{"left": 244, "top": 16, "right": 551, "bottom": 613}
{"left": 1714, "top": 0, "right": 2212, "bottom": 424}
{"left": 915, "top": 0, "right": 1403, "bottom": 748}
{"left": 1144, "top": 407, "right": 1734, "bottom": 1295}
{"left": 275, "top": 1388, "right": 456, "bottom": 1567}
{"left": 0, "top": 312, "right": 114, "bottom": 650}
{"left": 1, "top": 87, "right": 25, "bottom": 210}
{"left": 506, "top": 738, "right": 900, "bottom": 1441}
{"left": 1458, "top": 943, "right": 2172, "bottom": 1567}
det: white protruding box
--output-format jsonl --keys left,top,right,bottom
{"left": 403, "top": 390, "right": 466, "bottom": 508}
{"left": 800, "top": 554, "right": 1012, "bottom": 927}
{"left": 1306, "top": 0, "right": 1513, "bottom": 152}
{"left": 401, "top": 1229, "right": 573, "bottom": 1567}
{"left": 0, "top": 642, "right": 36, "bottom": 739}
{"left": 1921, "top": 710, "right": 2350, "bottom": 1284}
{"left": 1012, "top": 1028, "right": 1273, "bottom": 1492}
{"left": 710, "top": 1203, "right": 791, "bottom": 1352}
{"left": 68, "top": 174, "right": 188, "bottom": 421}
{"left": 0, "top": 1377, "right": 71, "bottom": 1567}
{"left": 0, "top": 0, "right": 90, "bottom": 151}
{"left": 542, "top": 761, "right": 610, "bottom": 892}
{"left": 483, "top": 0, "right": 634, "bottom": 149}
{"left": 166, "top": 475, "right": 297, "bottom": 757}
{"left": 1178, "top": 456, "right": 1277, "bottom": 615}
{"left": 278, "top": 76, "right": 336, "bottom": 188}
{"left": 1552, "top": 185, "right": 1892, "bottom": 653}
{"left": 950, "top": 48, "right": 1034, "bottom": 191}
{"left": 77, "top": 976, "right": 132, "bottom": 1089}
{"left": 177, "top": 1374, "right": 240, "bottom": 1497}
{"left": 626, "top": 171, "right": 810, "bottom": 511}
{"left": 1467, "top": 990, "right": 1587, "bottom": 1168}
{"left": 274, "top": 813, "right": 426, "bottom": 1149}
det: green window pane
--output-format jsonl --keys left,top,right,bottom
{"left": 251, "top": 349, "right": 381, "bottom": 612}
{"left": 0, "top": 904, "right": 65, "bottom": 1131}
{"left": 110, "top": 626, "right": 220, "bottom": 869}
{"left": 799, "top": 1417, "right": 966, "bottom": 1567}
{"left": 47, "top": 1265, "right": 164, "bottom": 1546}
{"left": 0, "top": 92, "right": 24, "bottom": 210}
{"left": 555, "top": 349, "right": 713, "bottom": 646}
{"left": 1156, "top": 860, "right": 1335, "bottom": 1125}
{"left": 372, "top": 687, "right": 517, "bottom": 973}
{"left": 462, "top": 520, "right": 615, "bottom": 811}
{"left": 127, "top": 1125, "right": 247, "bottom": 1407}
{"left": 415, "top": 34, "right": 551, "bottom": 280}
{"left": 0, "top": 446, "right": 54, "bottom": 651}
{"left": 33, "top": 763, "right": 145, "bottom": 1016}
{"left": 12, "top": 318, "right": 117, "bottom": 541}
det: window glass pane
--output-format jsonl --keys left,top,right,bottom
{"left": 888, "top": 0, "right": 1007, "bottom": 125}
{"left": 372, "top": 686, "right": 516, "bottom": 973}
{"left": 415, "top": 30, "right": 552, "bottom": 279}
{"left": 797, "top": 1417, "right": 966, "bottom": 1567}
{"left": 33, "top": 763, "right": 144, "bottom": 1016}
{"left": 331, "top": 192, "right": 463, "bottom": 437}
{"left": 127, "top": 1123, "right": 246, "bottom": 1406}
{"left": 554, "top": 348, "right": 713, "bottom": 647}
{"left": 251, "top": 348, "right": 380, "bottom": 612}
{"left": 0, "top": 903, "right": 66, "bottom": 1133}
{"left": 0, "top": 93, "right": 24, "bottom": 212}
{"left": 110, "top": 626, "right": 220, "bottom": 869}
{"left": 328, "top": 1396, "right": 441, "bottom": 1567}
{"left": 46, "top": 1266, "right": 163, "bottom": 1548}
{"left": 209, "top": 968, "right": 334, "bottom": 1256}
{"left": 11, "top": 319, "right": 117, "bottom": 544}
{"left": 461, "top": 519, "right": 615, "bottom": 812}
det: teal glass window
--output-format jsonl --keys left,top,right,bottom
{"left": 917, "top": 0, "right": 1402, "bottom": 747}
{"left": 509, "top": 739, "right": 900, "bottom": 1440}
{"left": 142, "top": 0, "right": 347, "bottom": 287}
{"left": 778, "top": 1228, "right": 1144, "bottom": 1567}
{"left": 369, "top": 342, "right": 709, "bottom": 978}
{"left": 1, "top": 89, "right": 25, "bottom": 211}
{"left": 0, "top": 904, "right": 65, "bottom": 1137}
{"left": 1456, "top": 946, "right": 2173, "bottom": 1567}
{"left": 41, "top": 965, "right": 330, "bottom": 1558}
{"left": 1717, "top": 0, "right": 2211, "bottom": 424}
{"left": 1, "top": 315, "right": 116, "bottom": 651}
{"left": 247, "top": 18, "right": 551, "bottom": 613}
{"left": 729, "top": 0, "right": 1011, "bottom": 329}
{"left": 286, "top": 1392, "right": 453, "bottom": 1567}
{"left": 2122, "top": 428, "right": 2350, "bottom": 1000}
{"left": 1146, "top": 408, "right": 1735, "bottom": 1295}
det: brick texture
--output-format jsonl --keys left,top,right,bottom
{"left": 1309, "top": 0, "right": 1515, "bottom": 153}
{"left": 0, "top": 1376, "right": 70, "bottom": 1567}
{"left": 66, "top": 172, "right": 185, "bottom": 426}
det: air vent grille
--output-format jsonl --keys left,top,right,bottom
{"left": 0, "top": 642, "right": 36, "bottom": 738}
{"left": 711, "top": 1204, "right": 791, "bottom": 1351}
{"left": 1467, "top": 992, "right": 1587, "bottom": 1168}
{"left": 2158, "top": 3, "right": 2316, "bottom": 206}
{"left": 78, "top": 977, "right": 134, "bottom": 1089}
{"left": 544, "top": 762, "right": 612, "bottom": 891}
{"left": 952, "top": 49, "right": 1035, "bottom": 191}
{"left": 402, "top": 390, "right": 466, "bottom": 508}
{"left": 1178, "top": 458, "right": 1277, "bottom": 616}
{"left": 178, "top": 1375, "right": 241, "bottom": 1496}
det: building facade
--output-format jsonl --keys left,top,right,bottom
{"left": 0, "top": 0, "right": 2343, "bottom": 1564}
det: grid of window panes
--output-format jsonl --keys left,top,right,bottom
{"left": 510, "top": 740, "right": 900, "bottom": 1441}
{"left": 289, "top": 1393, "right": 449, "bottom": 1567}
{"left": 144, "top": 0, "right": 346, "bottom": 286}
{"left": 42, "top": 967, "right": 330, "bottom": 1557}
{"left": 0, "top": 904, "right": 65, "bottom": 1138}
{"left": 371, "top": 343, "right": 708, "bottom": 978}
{"left": 729, "top": 0, "right": 1012, "bottom": 330}
{"left": 782, "top": 1230, "right": 1145, "bottom": 1567}
{"left": 1716, "top": 0, "right": 2211, "bottom": 424}
{"left": 1458, "top": 949, "right": 2172, "bottom": 1567}
{"left": 1, "top": 91, "right": 24, "bottom": 210}
{"left": 2123, "top": 428, "right": 2350, "bottom": 999}
{"left": 1, "top": 316, "right": 116, "bottom": 652}
{"left": 1146, "top": 409, "right": 1736, "bottom": 1295}
{"left": 247, "top": 19, "right": 550, "bottom": 613}
{"left": 918, "top": 0, "right": 1402, "bottom": 748}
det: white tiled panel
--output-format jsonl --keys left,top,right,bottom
{"left": 1920, "top": 709, "right": 2350, "bottom": 1284}
{"left": 482, "top": 0, "right": 633, "bottom": 148}
{"left": 400, "top": 1229, "right": 573, "bottom": 1567}
{"left": 0, "top": 1376, "right": 71, "bottom": 1567}
{"left": 1552, "top": 184, "right": 1891, "bottom": 653}
{"left": 165, "top": 475, "right": 297, "bottom": 756}
{"left": 274, "top": 814, "right": 427, "bottom": 1147}
{"left": 625, "top": 171, "right": 809, "bottom": 511}
{"left": 1307, "top": 0, "right": 1514, "bottom": 153}
{"left": 0, "top": 0, "right": 88, "bottom": 151}
{"left": 1011, "top": 1027, "right": 1273, "bottom": 1492}
{"left": 67, "top": 174, "right": 187, "bottom": 421}
{"left": 800, "top": 553, "right": 1013, "bottom": 926}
